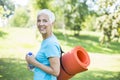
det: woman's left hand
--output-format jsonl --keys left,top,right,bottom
{"left": 25, "top": 54, "right": 36, "bottom": 64}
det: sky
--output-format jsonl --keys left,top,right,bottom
{"left": 86, "top": 0, "right": 120, "bottom": 13}
{"left": 13, "top": 0, "right": 29, "bottom": 6}
{"left": 12, "top": 0, "right": 120, "bottom": 13}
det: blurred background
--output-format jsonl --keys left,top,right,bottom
{"left": 0, "top": 0, "right": 120, "bottom": 80}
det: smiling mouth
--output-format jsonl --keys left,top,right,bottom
{"left": 38, "top": 26, "right": 46, "bottom": 32}
{"left": 40, "top": 27, "right": 45, "bottom": 31}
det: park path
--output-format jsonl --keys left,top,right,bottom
{"left": 88, "top": 53, "right": 120, "bottom": 71}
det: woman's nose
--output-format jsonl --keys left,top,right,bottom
{"left": 40, "top": 21, "right": 44, "bottom": 25}
{"left": 38, "top": 21, "right": 43, "bottom": 26}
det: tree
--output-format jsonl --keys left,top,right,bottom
{"left": 33, "top": 0, "right": 53, "bottom": 9}
{"left": 95, "top": 0, "right": 120, "bottom": 45}
{"left": 96, "top": 0, "right": 116, "bottom": 14}
{"left": 0, "top": 0, "right": 15, "bottom": 18}
{"left": 63, "top": 0, "right": 91, "bottom": 36}
{"left": 9, "top": 8, "right": 30, "bottom": 27}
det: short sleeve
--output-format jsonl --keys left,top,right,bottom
{"left": 45, "top": 43, "right": 60, "bottom": 58}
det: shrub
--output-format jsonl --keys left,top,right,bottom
{"left": 9, "top": 8, "right": 30, "bottom": 27}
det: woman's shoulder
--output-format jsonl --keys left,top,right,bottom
{"left": 48, "top": 35, "right": 59, "bottom": 44}
{"left": 47, "top": 41, "right": 59, "bottom": 47}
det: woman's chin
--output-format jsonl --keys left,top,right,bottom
{"left": 40, "top": 31, "right": 46, "bottom": 34}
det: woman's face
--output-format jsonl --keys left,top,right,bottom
{"left": 37, "top": 13, "right": 52, "bottom": 35}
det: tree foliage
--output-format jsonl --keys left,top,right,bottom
{"left": 33, "top": 0, "right": 53, "bottom": 9}
{"left": 63, "top": 0, "right": 90, "bottom": 36}
{"left": 96, "top": 0, "right": 116, "bottom": 14}
{"left": 95, "top": 0, "right": 120, "bottom": 44}
{"left": 9, "top": 8, "right": 30, "bottom": 27}
{"left": 0, "top": 0, "right": 15, "bottom": 18}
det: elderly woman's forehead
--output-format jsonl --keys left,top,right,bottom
{"left": 37, "top": 13, "right": 49, "bottom": 19}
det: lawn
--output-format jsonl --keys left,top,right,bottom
{"left": 0, "top": 27, "right": 120, "bottom": 80}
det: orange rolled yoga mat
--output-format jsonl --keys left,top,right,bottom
{"left": 57, "top": 46, "right": 90, "bottom": 80}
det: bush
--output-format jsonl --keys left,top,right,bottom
{"left": 9, "top": 8, "right": 30, "bottom": 27}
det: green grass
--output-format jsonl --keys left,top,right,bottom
{"left": 54, "top": 29, "right": 120, "bottom": 54}
{"left": 0, "top": 58, "right": 33, "bottom": 80}
{"left": 0, "top": 27, "right": 120, "bottom": 80}
{"left": 71, "top": 70, "right": 120, "bottom": 80}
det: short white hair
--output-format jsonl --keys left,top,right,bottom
{"left": 37, "top": 9, "right": 55, "bottom": 23}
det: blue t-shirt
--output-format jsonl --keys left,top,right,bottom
{"left": 34, "top": 34, "right": 60, "bottom": 80}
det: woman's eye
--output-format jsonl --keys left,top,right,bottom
{"left": 37, "top": 20, "right": 41, "bottom": 22}
{"left": 43, "top": 19, "right": 48, "bottom": 22}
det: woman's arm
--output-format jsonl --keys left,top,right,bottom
{"left": 25, "top": 55, "right": 60, "bottom": 76}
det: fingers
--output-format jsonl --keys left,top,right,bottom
{"left": 27, "top": 64, "right": 31, "bottom": 70}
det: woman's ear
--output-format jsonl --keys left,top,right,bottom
{"left": 52, "top": 21, "right": 55, "bottom": 25}
{"left": 51, "top": 22, "right": 55, "bottom": 27}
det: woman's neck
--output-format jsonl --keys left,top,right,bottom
{"left": 42, "top": 32, "right": 53, "bottom": 40}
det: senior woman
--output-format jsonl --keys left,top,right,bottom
{"left": 25, "top": 9, "right": 61, "bottom": 80}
